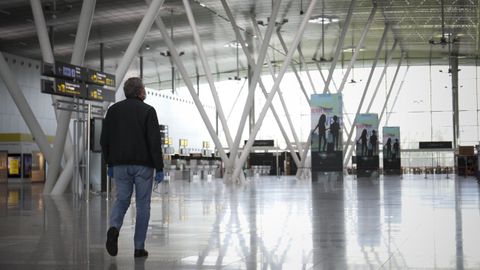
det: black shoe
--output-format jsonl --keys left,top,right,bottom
{"left": 134, "top": 249, "right": 149, "bottom": 258}
{"left": 106, "top": 227, "right": 119, "bottom": 256}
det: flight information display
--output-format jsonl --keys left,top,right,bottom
{"left": 87, "top": 84, "right": 115, "bottom": 102}
{"left": 42, "top": 79, "right": 86, "bottom": 98}
{"left": 41, "top": 61, "right": 116, "bottom": 103}
{"left": 86, "top": 69, "right": 115, "bottom": 87}
{"left": 42, "top": 62, "right": 84, "bottom": 81}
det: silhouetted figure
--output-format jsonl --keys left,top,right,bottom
{"left": 329, "top": 115, "right": 340, "bottom": 151}
{"left": 393, "top": 138, "right": 400, "bottom": 159}
{"left": 369, "top": 130, "right": 377, "bottom": 156}
{"left": 313, "top": 114, "right": 327, "bottom": 152}
{"left": 385, "top": 138, "right": 392, "bottom": 158}
{"left": 357, "top": 129, "right": 368, "bottom": 156}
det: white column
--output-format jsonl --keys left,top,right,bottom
{"left": 386, "top": 66, "right": 410, "bottom": 125}
{"left": 47, "top": 0, "right": 96, "bottom": 194}
{"left": 251, "top": 17, "right": 304, "bottom": 159}
{"left": 365, "top": 39, "right": 399, "bottom": 113}
{"left": 342, "top": 26, "right": 390, "bottom": 167}
{"left": 222, "top": 0, "right": 283, "bottom": 180}
{"left": 231, "top": 0, "right": 318, "bottom": 181}
{"left": 379, "top": 53, "right": 405, "bottom": 124}
{"left": 182, "top": 0, "right": 234, "bottom": 150}
{"left": 338, "top": 4, "right": 377, "bottom": 93}
{"left": 323, "top": 0, "right": 357, "bottom": 93}
{"left": 0, "top": 52, "right": 53, "bottom": 164}
{"left": 153, "top": 17, "right": 229, "bottom": 164}
{"left": 276, "top": 30, "right": 310, "bottom": 102}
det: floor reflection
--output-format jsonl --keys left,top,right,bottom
{"left": 0, "top": 175, "right": 479, "bottom": 269}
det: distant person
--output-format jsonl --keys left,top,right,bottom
{"left": 329, "top": 115, "right": 340, "bottom": 151}
{"left": 313, "top": 114, "right": 327, "bottom": 152}
{"left": 369, "top": 130, "right": 378, "bottom": 156}
{"left": 101, "top": 77, "right": 164, "bottom": 258}
{"left": 357, "top": 129, "right": 368, "bottom": 156}
{"left": 393, "top": 138, "right": 400, "bottom": 159}
{"left": 385, "top": 138, "right": 392, "bottom": 158}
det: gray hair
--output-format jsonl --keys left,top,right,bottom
{"left": 123, "top": 77, "right": 144, "bottom": 98}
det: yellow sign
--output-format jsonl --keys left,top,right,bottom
{"left": 8, "top": 159, "right": 19, "bottom": 175}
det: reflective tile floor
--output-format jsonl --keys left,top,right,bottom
{"left": 1, "top": 174, "right": 480, "bottom": 269}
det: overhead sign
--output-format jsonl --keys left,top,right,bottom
{"left": 41, "top": 61, "right": 116, "bottom": 103}
{"left": 87, "top": 84, "right": 115, "bottom": 102}
{"left": 419, "top": 141, "right": 452, "bottom": 149}
{"left": 42, "top": 62, "right": 84, "bottom": 81}
{"left": 244, "top": 140, "right": 275, "bottom": 147}
{"left": 42, "top": 78, "right": 86, "bottom": 98}
{"left": 86, "top": 69, "right": 115, "bottom": 87}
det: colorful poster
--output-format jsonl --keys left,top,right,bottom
{"left": 355, "top": 114, "right": 379, "bottom": 157}
{"left": 311, "top": 94, "right": 343, "bottom": 153}
{"left": 382, "top": 127, "right": 401, "bottom": 159}
{"left": 310, "top": 94, "right": 343, "bottom": 172}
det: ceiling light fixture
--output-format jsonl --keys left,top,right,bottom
{"left": 308, "top": 15, "right": 339, "bottom": 24}
{"left": 224, "top": 41, "right": 247, "bottom": 48}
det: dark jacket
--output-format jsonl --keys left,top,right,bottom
{"left": 100, "top": 97, "right": 163, "bottom": 171}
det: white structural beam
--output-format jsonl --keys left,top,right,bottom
{"left": 0, "top": 52, "right": 53, "bottom": 164}
{"left": 231, "top": 0, "right": 318, "bottom": 181}
{"left": 365, "top": 39, "right": 399, "bottom": 113}
{"left": 344, "top": 39, "right": 398, "bottom": 167}
{"left": 342, "top": 25, "right": 389, "bottom": 167}
{"left": 297, "top": 45, "right": 317, "bottom": 94}
{"left": 250, "top": 17, "right": 301, "bottom": 167}
{"left": 296, "top": 131, "right": 312, "bottom": 178}
{"left": 48, "top": 0, "right": 96, "bottom": 194}
{"left": 379, "top": 52, "right": 405, "bottom": 124}
{"left": 54, "top": 0, "right": 164, "bottom": 195}
{"left": 182, "top": 0, "right": 234, "bottom": 150}
{"left": 276, "top": 30, "right": 310, "bottom": 102}
{"left": 114, "top": 0, "right": 165, "bottom": 93}
{"left": 386, "top": 66, "right": 410, "bottom": 125}
{"left": 223, "top": 0, "right": 282, "bottom": 181}
{"left": 323, "top": 0, "right": 357, "bottom": 93}
{"left": 153, "top": 16, "right": 230, "bottom": 164}
{"left": 338, "top": 4, "right": 377, "bottom": 93}
{"left": 182, "top": 0, "right": 247, "bottom": 183}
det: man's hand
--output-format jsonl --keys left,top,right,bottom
{"left": 107, "top": 166, "right": 114, "bottom": 178}
{"left": 155, "top": 170, "right": 164, "bottom": 183}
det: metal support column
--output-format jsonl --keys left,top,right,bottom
{"left": 451, "top": 50, "right": 460, "bottom": 149}
{"left": 112, "top": 0, "right": 165, "bottom": 97}
{"left": 338, "top": 4, "right": 377, "bottom": 93}
{"left": 231, "top": 0, "right": 318, "bottom": 181}
{"left": 379, "top": 52, "right": 405, "bottom": 124}
{"left": 250, "top": 18, "right": 301, "bottom": 167}
{"left": 153, "top": 17, "right": 229, "bottom": 164}
{"left": 366, "top": 39, "right": 399, "bottom": 113}
{"left": 221, "top": 0, "right": 282, "bottom": 179}
{"left": 342, "top": 25, "right": 389, "bottom": 167}
{"left": 343, "top": 39, "right": 398, "bottom": 168}
{"left": 182, "top": 0, "right": 235, "bottom": 154}
{"left": 386, "top": 66, "right": 410, "bottom": 124}
{"left": 297, "top": 44, "right": 317, "bottom": 94}
{"left": 47, "top": 0, "right": 96, "bottom": 194}
{"left": 0, "top": 52, "right": 53, "bottom": 163}
{"left": 276, "top": 30, "right": 310, "bottom": 102}
{"left": 323, "top": 0, "right": 357, "bottom": 93}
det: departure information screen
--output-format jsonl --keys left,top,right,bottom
{"left": 42, "top": 62, "right": 84, "bottom": 81}
{"left": 86, "top": 70, "right": 115, "bottom": 87}
{"left": 87, "top": 84, "right": 115, "bottom": 102}
{"left": 41, "top": 61, "right": 116, "bottom": 102}
{"left": 41, "top": 79, "right": 86, "bottom": 98}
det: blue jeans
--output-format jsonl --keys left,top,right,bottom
{"left": 110, "top": 165, "right": 153, "bottom": 250}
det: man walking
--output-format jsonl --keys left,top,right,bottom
{"left": 101, "top": 77, "right": 164, "bottom": 258}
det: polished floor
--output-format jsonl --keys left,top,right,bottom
{"left": 0, "top": 174, "right": 480, "bottom": 269}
